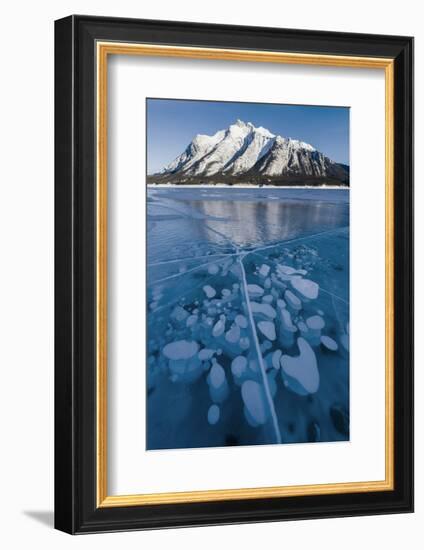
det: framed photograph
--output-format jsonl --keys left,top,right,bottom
{"left": 54, "top": 15, "right": 413, "bottom": 534}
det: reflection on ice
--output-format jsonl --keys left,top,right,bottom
{"left": 147, "top": 187, "right": 349, "bottom": 450}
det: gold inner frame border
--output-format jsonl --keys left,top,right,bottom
{"left": 96, "top": 42, "right": 394, "bottom": 508}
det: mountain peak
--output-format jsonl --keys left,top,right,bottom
{"left": 235, "top": 118, "right": 249, "bottom": 127}
{"left": 228, "top": 119, "right": 253, "bottom": 137}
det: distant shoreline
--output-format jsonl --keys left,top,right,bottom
{"left": 147, "top": 183, "right": 349, "bottom": 190}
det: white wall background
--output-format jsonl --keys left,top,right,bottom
{"left": 0, "top": 0, "right": 420, "bottom": 547}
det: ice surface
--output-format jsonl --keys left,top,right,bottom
{"left": 147, "top": 187, "right": 349, "bottom": 450}
{"left": 340, "top": 333, "right": 349, "bottom": 352}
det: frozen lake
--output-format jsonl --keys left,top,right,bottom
{"left": 146, "top": 187, "right": 349, "bottom": 450}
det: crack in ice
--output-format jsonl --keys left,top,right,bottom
{"left": 242, "top": 226, "right": 348, "bottom": 257}
{"left": 238, "top": 257, "right": 282, "bottom": 444}
{"left": 147, "top": 257, "right": 231, "bottom": 287}
{"left": 148, "top": 253, "right": 232, "bottom": 268}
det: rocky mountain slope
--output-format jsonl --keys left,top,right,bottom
{"left": 149, "top": 120, "right": 349, "bottom": 186}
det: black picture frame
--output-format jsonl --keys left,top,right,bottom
{"left": 55, "top": 14, "right": 414, "bottom": 534}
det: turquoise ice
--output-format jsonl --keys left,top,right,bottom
{"left": 146, "top": 187, "right": 349, "bottom": 450}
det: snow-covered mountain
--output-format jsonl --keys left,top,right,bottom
{"left": 150, "top": 120, "right": 349, "bottom": 185}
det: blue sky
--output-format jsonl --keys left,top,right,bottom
{"left": 147, "top": 98, "right": 349, "bottom": 174}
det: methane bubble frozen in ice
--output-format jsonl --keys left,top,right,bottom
{"left": 261, "top": 340, "right": 272, "bottom": 353}
{"left": 235, "top": 314, "right": 248, "bottom": 329}
{"left": 280, "top": 337, "right": 320, "bottom": 395}
{"left": 250, "top": 302, "right": 277, "bottom": 320}
{"left": 321, "top": 335, "right": 338, "bottom": 351}
{"left": 163, "top": 340, "right": 199, "bottom": 361}
{"left": 241, "top": 380, "right": 269, "bottom": 426}
{"left": 297, "top": 321, "right": 309, "bottom": 338}
{"left": 271, "top": 273, "right": 287, "bottom": 291}
{"left": 231, "top": 355, "right": 247, "bottom": 384}
{"left": 171, "top": 305, "right": 189, "bottom": 324}
{"left": 284, "top": 290, "right": 302, "bottom": 311}
{"left": 272, "top": 349, "right": 282, "bottom": 370}
{"left": 276, "top": 264, "right": 302, "bottom": 281}
{"left": 277, "top": 264, "right": 298, "bottom": 275}
{"left": 207, "top": 361, "right": 229, "bottom": 403}
{"left": 225, "top": 324, "right": 241, "bottom": 344}
{"left": 198, "top": 348, "right": 215, "bottom": 361}
{"left": 163, "top": 340, "right": 202, "bottom": 383}
{"left": 186, "top": 314, "right": 198, "bottom": 328}
{"left": 291, "top": 278, "right": 319, "bottom": 300}
{"left": 257, "top": 320, "right": 276, "bottom": 341}
{"left": 247, "top": 284, "right": 265, "bottom": 299}
{"left": 203, "top": 285, "right": 216, "bottom": 299}
{"left": 240, "top": 337, "right": 250, "bottom": 350}
{"left": 306, "top": 315, "right": 325, "bottom": 344}
{"left": 278, "top": 308, "right": 297, "bottom": 347}
{"left": 259, "top": 264, "right": 270, "bottom": 278}
{"left": 208, "top": 263, "right": 220, "bottom": 275}
{"left": 212, "top": 316, "right": 226, "bottom": 337}
{"left": 306, "top": 315, "right": 325, "bottom": 331}
{"left": 207, "top": 404, "right": 220, "bottom": 425}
